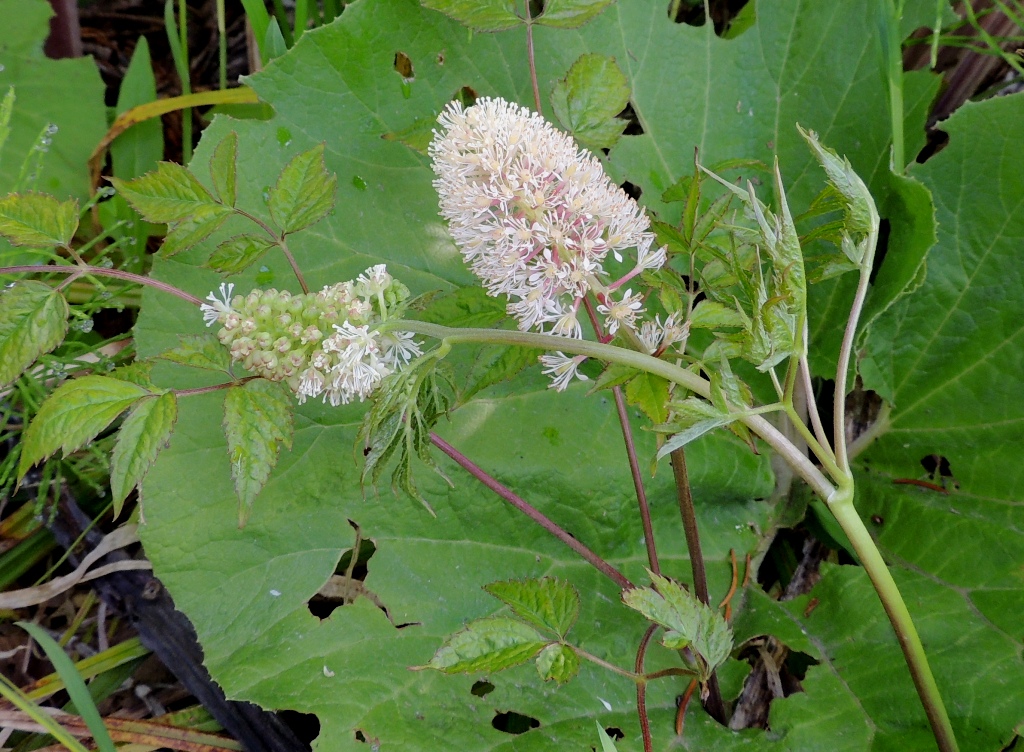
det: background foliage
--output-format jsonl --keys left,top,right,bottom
{"left": 1, "top": 0, "right": 1022, "bottom": 749}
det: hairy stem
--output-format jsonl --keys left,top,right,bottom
{"left": 429, "top": 433, "right": 632, "bottom": 590}
{"left": 829, "top": 488, "right": 959, "bottom": 752}
{"left": 669, "top": 448, "right": 727, "bottom": 725}
{"left": 0, "top": 265, "right": 203, "bottom": 307}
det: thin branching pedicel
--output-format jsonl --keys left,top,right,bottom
{"left": 200, "top": 265, "right": 421, "bottom": 406}
{"left": 429, "top": 97, "right": 672, "bottom": 387}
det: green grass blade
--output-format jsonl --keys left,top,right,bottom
{"left": 17, "top": 621, "right": 117, "bottom": 752}
{"left": 26, "top": 637, "right": 152, "bottom": 702}
{"left": 0, "top": 673, "right": 92, "bottom": 752}
{"left": 163, "top": 0, "right": 193, "bottom": 163}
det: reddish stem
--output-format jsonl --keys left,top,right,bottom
{"left": 522, "top": 1, "right": 543, "bottom": 113}
{"left": 635, "top": 624, "right": 658, "bottom": 752}
{"left": 430, "top": 433, "right": 632, "bottom": 590}
{"left": 1, "top": 265, "right": 203, "bottom": 307}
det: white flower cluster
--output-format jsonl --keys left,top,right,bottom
{"left": 200, "top": 265, "right": 421, "bottom": 405}
{"left": 429, "top": 97, "right": 666, "bottom": 340}
{"left": 429, "top": 96, "right": 672, "bottom": 390}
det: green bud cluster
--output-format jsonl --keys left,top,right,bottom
{"left": 201, "top": 265, "right": 418, "bottom": 405}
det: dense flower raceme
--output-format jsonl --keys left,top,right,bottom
{"left": 429, "top": 97, "right": 677, "bottom": 389}
{"left": 200, "top": 265, "right": 421, "bottom": 405}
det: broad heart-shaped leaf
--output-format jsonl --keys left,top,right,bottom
{"left": 424, "top": 616, "right": 548, "bottom": 673}
{"left": 222, "top": 379, "right": 294, "bottom": 524}
{"left": 127, "top": 0, "right": 960, "bottom": 748}
{"left": 109, "top": 392, "right": 178, "bottom": 517}
{"left": 112, "top": 162, "right": 229, "bottom": 225}
{"left": 267, "top": 144, "right": 337, "bottom": 235}
{"left": 550, "top": 53, "right": 629, "bottom": 151}
{"left": 18, "top": 376, "right": 152, "bottom": 478}
{"left": 862, "top": 93, "right": 1024, "bottom": 499}
{"left": 0, "top": 280, "right": 68, "bottom": 387}
{"left": 0, "top": 192, "right": 78, "bottom": 247}
{"left": 484, "top": 577, "right": 580, "bottom": 638}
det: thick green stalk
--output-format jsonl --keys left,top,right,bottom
{"left": 829, "top": 486, "right": 959, "bottom": 751}
{"left": 879, "top": 0, "right": 906, "bottom": 171}
{"left": 390, "top": 320, "right": 837, "bottom": 500}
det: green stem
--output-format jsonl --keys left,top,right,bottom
{"left": 879, "top": 0, "right": 906, "bottom": 171}
{"left": 829, "top": 487, "right": 959, "bottom": 752}
{"left": 178, "top": 0, "right": 192, "bottom": 163}
{"left": 216, "top": 0, "right": 227, "bottom": 90}
{"left": 394, "top": 319, "right": 837, "bottom": 500}
{"left": 575, "top": 647, "right": 643, "bottom": 682}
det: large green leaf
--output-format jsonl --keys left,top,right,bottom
{"left": 0, "top": 0, "right": 105, "bottom": 197}
{"left": 0, "top": 0, "right": 106, "bottom": 264}
{"left": 131, "top": 0, "right": 1010, "bottom": 749}
{"left": 862, "top": 94, "right": 1024, "bottom": 501}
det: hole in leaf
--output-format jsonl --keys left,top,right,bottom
{"left": 471, "top": 680, "right": 495, "bottom": 697}
{"left": 921, "top": 454, "right": 953, "bottom": 479}
{"left": 492, "top": 710, "right": 541, "bottom": 735}
{"left": 916, "top": 128, "right": 949, "bottom": 164}
{"left": 454, "top": 86, "right": 478, "bottom": 108}
{"left": 393, "top": 51, "right": 414, "bottom": 82}
{"left": 307, "top": 520, "right": 381, "bottom": 620}
{"left": 604, "top": 727, "right": 625, "bottom": 740}
{"left": 732, "top": 637, "right": 819, "bottom": 728}
{"left": 354, "top": 729, "right": 367, "bottom": 742}
{"left": 620, "top": 181, "right": 642, "bottom": 201}
{"left": 868, "top": 218, "right": 890, "bottom": 285}
{"left": 277, "top": 710, "right": 320, "bottom": 746}
{"left": 616, "top": 102, "right": 644, "bottom": 136}
{"left": 669, "top": 0, "right": 749, "bottom": 34}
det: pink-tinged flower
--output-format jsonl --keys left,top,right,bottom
{"left": 597, "top": 289, "right": 645, "bottom": 335}
{"left": 429, "top": 97, "right": 665, "bottom": 342}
